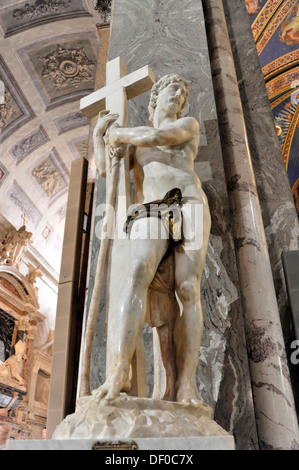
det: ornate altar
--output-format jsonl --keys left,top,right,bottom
{"left": 0, "top": 223, "right": 51, "bottom": 440}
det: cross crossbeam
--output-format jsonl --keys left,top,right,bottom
{"left": 80, "top": 62, "right": 155, "bottom": 119}
{"left": 79, "top": 57, "right": 155, "bottom": 398}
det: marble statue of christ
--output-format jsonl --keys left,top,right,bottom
{"left": 92, "top": 74, "right": 211, "bottom": 405}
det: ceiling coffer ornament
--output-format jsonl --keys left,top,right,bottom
{"left": 37, "top": 43, "right": 96, "bottom": 90}
{"left": 13, "top": 0, "right": 72, "bottom": 20}
{"left": 93, "top": 0, "right": 111, "bottom": 23}
{"left": 0, "top": 91, "right": 16, "bottom": 130}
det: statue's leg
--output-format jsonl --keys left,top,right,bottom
{"left": 156, "top": 319, "right": 177, "bottom": 401}
{"left": 93, "top": 218, "right": 168, "bottom": 403}
{"left": 173, "top": 201, "right": 211, "bottom": 405}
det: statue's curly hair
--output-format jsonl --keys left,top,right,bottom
{"left": 148, "top": 73, "right": 189, "bottom": 126}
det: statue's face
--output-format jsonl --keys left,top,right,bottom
{"left": 156, "top": 81, "right": 187, "bottom": 117}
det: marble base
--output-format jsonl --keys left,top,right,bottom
{"left": 52, "top": 394, "right": 230, "bottom": 440}
{"left": 6, "top": 436, "right": 235, "bottom": 450}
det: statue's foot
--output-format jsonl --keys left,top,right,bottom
{"left": 175, "top": 382, "right": 204, "bottom": 406}
{"left": 92, "top": 369, "right": 131, "bottom": 404}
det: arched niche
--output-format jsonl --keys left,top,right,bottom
{"left": 0, "top": 265, "right": 45, "bottom": 397}
{"left": 0, "top": 265, "right": 39, "bottom": 315}
{"left": 0, "top": 266, "right": 41, "bottom": 355}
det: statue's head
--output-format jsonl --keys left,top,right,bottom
{"left": 148, "top": 73, "right": 189, "bottom": 125}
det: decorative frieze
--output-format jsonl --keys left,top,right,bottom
{"left": 9, "top": 126, "right": 50, "bottom": 166}
{"left": 12, "top": 0, "right": 72, "bottom": 20}
{"left": 53, "top": 111, "right": 89, "bottom": 134}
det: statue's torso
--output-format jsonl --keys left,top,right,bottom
{"left": 133, "top": 143, "right": 207, "bottom": 206}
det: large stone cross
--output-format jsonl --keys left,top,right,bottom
{"left": 81, "top": 57, "right": 155, "bottom": 229}
{"left": 80, "top": 57, "right": 155, "bottom": 397}
{"left": 80, "top": 57, "right": 155, "bottom": 120}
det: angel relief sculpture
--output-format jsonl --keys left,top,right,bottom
{"left": 0, "top": 340, "right": 25, "bottom": 388}
{"left": 0, "top": 224, "right": 32, "bottom": 268}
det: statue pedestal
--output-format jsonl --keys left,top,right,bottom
{"left": 51, "top": 394, "right": 233, "bottom": 446}
{"left": 6, "top": 394, "right": 235, "bottom": 450}
{"left": 6, "top": 435, "right": 235, "bottom": 450}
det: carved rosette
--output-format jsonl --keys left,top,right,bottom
{"left": 38, "top": 44, "right": 96, "bottom": 90}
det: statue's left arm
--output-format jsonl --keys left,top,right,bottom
{"left": 108, "top": 117, "right": 199, "bottom": 149}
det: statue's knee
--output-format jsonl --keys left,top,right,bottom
{"left": 128, "top": 259, "right": 150, "bottom": 285}
{"left": 176, "top": 279, "right": 198, "bottom": 304}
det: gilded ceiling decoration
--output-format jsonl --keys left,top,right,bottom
{"left": 246, "top": 0, "right": 299, "bottom": 213}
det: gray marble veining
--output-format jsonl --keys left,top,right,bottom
{"left": 222, "top": 0, "right": 299, "bottom": 348}
{"left": 203, "top": 0, "right": 299, "bottom": 450}
{"left": 84, "top": 0, "right": 258, "bottom": 450}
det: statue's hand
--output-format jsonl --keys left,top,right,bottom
{"left": 93, "top": 110, "right": 119, "bottom": 137}
{"left": 107, "top": 125, "right": 127, "bottom": 161}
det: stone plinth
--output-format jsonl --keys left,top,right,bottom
{"left": 52, "top": 394, "right": 230, "bottom": 441}
{"left": 6, "top": 436, "right": 235, "bottom": 450}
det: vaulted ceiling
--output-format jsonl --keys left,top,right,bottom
{"left": 246, "top": 0, "right": 299, "bottom": 213}
{"left": 0, "top": 0, "right": 102, "bottom": 332}
{"left": 0, "top": 0, "right": 297, "bottom": 334}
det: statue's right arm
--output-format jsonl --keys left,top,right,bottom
{"left": 93, "top": 111, "right": 120, "bottom": 178}
{"left": 93, "top": 127, "right": 106, "bottom": 178}
{"left": 109, "top": 117, "right": 199, "bottom": 149}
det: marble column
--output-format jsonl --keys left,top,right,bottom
{"left": 203, "top": 0, "right": 299, "bottom": 450}
{"left": 87, "top": 0, "right": 258, "bottom": 450}
{"left": 222, "top": 0, "right": 299, "bottom": 393}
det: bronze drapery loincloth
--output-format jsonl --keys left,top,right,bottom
{"left": 124, "top": 187, "right": 183, "bottom": 244}
{"left": 124, "top": 188, "right": 184, "bottom": 329}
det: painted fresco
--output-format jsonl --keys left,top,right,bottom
{"left": 247, "top": 0, "right": 299, "bottom": 213}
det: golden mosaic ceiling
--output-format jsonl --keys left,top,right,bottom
{"left": 246, "top": 0, "right": 299, "bottom": 213}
